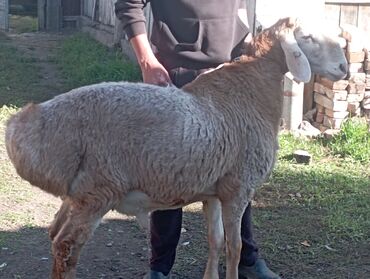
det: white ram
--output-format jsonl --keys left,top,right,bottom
{"left": 5, "top": 18, "right": 347, "bottom": 279}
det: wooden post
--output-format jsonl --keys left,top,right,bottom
{"left": 38, "top": 0, "right": 46, "bottom": 30}
{"left": 46, "top": 0, "right": 62, "bottom": 31}
{"left": 114, "top": 16, "right": 123, "bottom": 45}
{"left": 246, "top": 0, "right": 256, "bottom": 35}
{"left": 0, "top": 0, "right": 9, "bottom": 31}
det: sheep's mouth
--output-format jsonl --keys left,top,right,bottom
{"left": 323, "top": 71, "right": 347, "bottom": 82}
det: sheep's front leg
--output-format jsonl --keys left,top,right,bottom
{"left": 221, "top": 199, "right": 247, "bottom": 279}
{"left": 49, "top": 197, "right": 110, "bottom": 279}
{"left": 202, "top": 198, "right": 224, "bottom": 279}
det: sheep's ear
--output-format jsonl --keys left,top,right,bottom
{"left": 279, "top": 29, "right": 311, "bottom": 83}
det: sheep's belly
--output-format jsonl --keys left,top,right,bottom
{"left": 115, "top": 189, "right": 217, "bottom": 225}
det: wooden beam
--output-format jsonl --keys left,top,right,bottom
{"left": 326, "top": 0, "right": 370, "bottom": 3}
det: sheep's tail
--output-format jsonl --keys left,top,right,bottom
{"left": 5, "top": 103, "right": 70, "bottom": 197}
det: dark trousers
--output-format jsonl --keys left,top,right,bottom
{"left": 150, "top": 204, "right": 258, "bottom": 275}
{"left": 149, "top": 67, "right": 259, "bottom": 275}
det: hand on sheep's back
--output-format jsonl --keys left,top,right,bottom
{"left": 139, "top": 55, "right": 172, "bottom": 86}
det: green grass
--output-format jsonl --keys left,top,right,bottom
{"left": 56, "top": 33, "right": 141, "bottom": 89}
{"left": 269, "top": 122, "right": 370, "bottom": 241}
{"left": 0, "top": 36, "right": 42, "bottom": 106}
{"left": 9, "top": 15, "right": 38, "bottom": 33}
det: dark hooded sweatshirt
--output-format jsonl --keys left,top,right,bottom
{"left": 115, "top": 0, "right": 249, "bottom": 70}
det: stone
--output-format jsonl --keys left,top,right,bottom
{"left": 346, "top": 51, "right": 365, "bottom": 63}
{"left": 347, "top": 93, "right": 365, "bottom": 103}
{"left": 348, "top": 63, "right": 364, "bottom": 73}
{"left": 323, "top": 116, "right": 345, "bottom": 129}
{"left": 323, "top": 129, "right": 341, "bottom": 140}
{"left": 315, "top": 76, "right": 348, "bottom": 90}
{"left": 314, "top": 82, "right": 347, "bottom": 100}
{"left": 316, "top": 103, "right": 325, "bottom": 113}
{"left": 347, "top": 102, "right": 360, "bottom": 113}
{"left": 293, "top": 150, "right": 312, "bottom": 164}
{"left": 347, "top": 82, "right": 366, "bottom": 94}
{"left": 364, "top": 60, "right": 370, "bottom": 71}
{"left": 315, "top": 111, "right": 324, "bottom": 123}
{"left": 297, "top": 121, "right": 321, "bottom": 138}
{"left": 362, "top": 98, "right": 370, "bottom": 109}
{"left": 314, "top": 93, "right": 348, "bottom": 111}
{"left": 347, "top": 73, "right": 366, "bottom": 83}
{"left": 325, "top": 109, "right": 349, "bottom": 119}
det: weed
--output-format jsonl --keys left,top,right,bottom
{"left": 324, "top": 118, "right": 370, "bottom": 163}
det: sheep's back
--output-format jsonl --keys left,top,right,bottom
{"left": 7, "top": 82, "right": 237, "bottom": 200}
{"left": 68, "top": 82, "right": 236, "bottom": 202}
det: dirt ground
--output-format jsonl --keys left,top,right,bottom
{"left": 0, "top": 31, "right": 369, "bottom": 279}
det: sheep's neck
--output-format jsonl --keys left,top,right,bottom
{"left": 183, "top": 57, "right": 285, "bottom": 136}
{"left": 245, "top": 29, "right": 289, "bottom": 74}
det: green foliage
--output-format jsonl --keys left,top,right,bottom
{"left": 9, "top": 15, "right": 38, "bottom": 33}
{"left": 56, "top": 33, "right": 141, "bottom": 88}
{"left": 325, "top": 118, "right": 370, "bottom": 163}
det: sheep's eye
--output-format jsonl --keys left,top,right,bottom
{"left": 302, "top": 35, "right": 314, "bottom": 41}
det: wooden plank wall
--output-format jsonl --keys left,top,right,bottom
{"left": 325, "top": 2, "right": 370, "bottom": 36}
{"left": 62, "top": 0, "right": 81, "bottom": 17}
{"left": 98, "top": 0, "right": 116, "bottom": 26}
{"left": 0, "top": 0, "right": 8, "bottom": 30}
{"left": 82, "top": 0, "right": 94, "bottom": 18}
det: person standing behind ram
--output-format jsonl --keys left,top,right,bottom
{"left": 115, "top": 1, "right": 281, "bottom": 279}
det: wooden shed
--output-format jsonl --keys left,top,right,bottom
{"left": 38, "top": 0, "right": 81, "bottom": 31}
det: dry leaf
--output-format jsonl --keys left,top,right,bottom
{"left": 300, "top": 240, "right": 311, "bottom": 247}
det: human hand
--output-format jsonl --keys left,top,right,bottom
{"left": 140, "top": 56, "right": 172, "bottom": 86}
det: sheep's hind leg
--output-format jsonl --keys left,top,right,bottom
{"left": 202, "top": 198, "right": 224, "bottom": 279}
{"left": 50, "top": 197, "right": 110, "bottom": 279}
{"left": 221, "top": 199, "right": 248, "bottom": 279}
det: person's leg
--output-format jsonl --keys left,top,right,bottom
{"left": 239, "top": 204, "right": 281, "bottom": 279}
{"left": 240, "top": 203, "right": 259, "bottom": 266}
{"left": 149, "top": 208, "right": 183, "bottom": 276}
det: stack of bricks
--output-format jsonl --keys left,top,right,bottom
{"left": 363, "top": 50, "right": 370, "bottom": 118}
{"left": 312, "top": 24, "right": 369, "bottom": 131}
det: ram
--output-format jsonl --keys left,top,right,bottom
{"left": 5, "top": 18, "right": 347, "bottom": 279}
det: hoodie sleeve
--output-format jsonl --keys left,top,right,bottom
{"left": 115, "top": 0, "right": 147, "bottom": 39}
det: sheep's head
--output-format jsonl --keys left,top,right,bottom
{"left": 277, "top": 17, "right": 348, "bottom": 82}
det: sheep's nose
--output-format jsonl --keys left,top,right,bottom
{"left": 339, "top": 63, "right": 348, "bottom": 75}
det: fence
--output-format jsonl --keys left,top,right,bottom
{"left": 325, "top": 1, "right": 370, "bottom": 36}
{"left": 0, "top": 0, "right": 8, "bottom": 30}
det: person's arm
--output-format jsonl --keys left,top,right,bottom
{"left": 115, "top": 0, "right": 171, "bottom": 86}
{"left": 130, "top": 34, "right": 172, "bottom": 86}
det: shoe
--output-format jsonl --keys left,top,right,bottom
{"left": 143, "top": 270, "right": 171, "bottom": 279}
{"left": 238, "top": 259, "right": 281, "bottom": 279}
